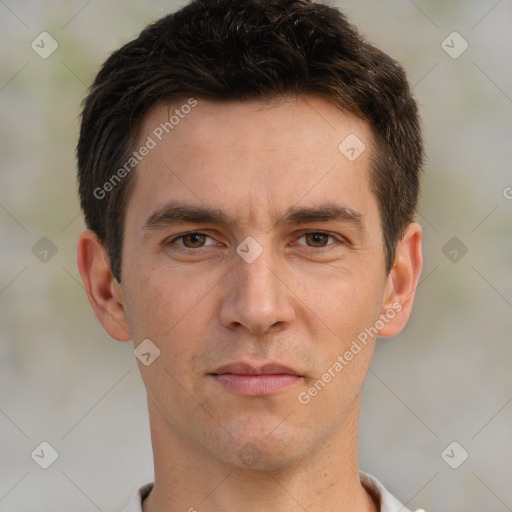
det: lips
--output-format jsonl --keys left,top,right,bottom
{"left": 209, "top": 362, "right": 303, "bottom": 396}
{"left": 211, "top": 362, "right": 302, "bottom": 377}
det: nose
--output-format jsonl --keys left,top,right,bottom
{"left": 219, "top": 244, "right": 296, "bottom": 336}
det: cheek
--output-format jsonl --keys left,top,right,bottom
{"left": 296, "top": 270, "right": 384, "bottom": 401}
{"left": 123, "top": 267, "right": 226, "bottom": 395}
{"left": 124, "top": 266, "right": 216, "bottom": 339}
{"left": 124, "top": 270, "right": 216, "bottom": 400}
{"left": 300, "top": 267, "right": 384, "bottom": 339}
{"left": 298, "top": 280, "right": 381, "bottom": 407}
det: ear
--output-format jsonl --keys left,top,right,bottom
{"left": 76, "top": 229, "right": 131, "bottom": 341}
{"left": 378, "top": 222, "right": 423, "bottom": 337}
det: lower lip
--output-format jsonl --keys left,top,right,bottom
{"left": 211, "top": 374, "right": 302, "bottom": 396}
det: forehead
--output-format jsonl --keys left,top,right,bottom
{"left": 126, "top": 96, "right": 378, "bottom": 231}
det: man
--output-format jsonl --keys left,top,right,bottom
{"left": 76, "top": 1, "right": 425, "bottom": 510}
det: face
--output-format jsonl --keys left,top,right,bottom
{"left": 79, "top": 96, "right": 421, "bottom": 470}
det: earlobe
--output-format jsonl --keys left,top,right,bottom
{"left": 378, "top": 222, "right": 423, "bottom": 338}
{"left": 76, "top": 230, "right": 132, "bottom": 341}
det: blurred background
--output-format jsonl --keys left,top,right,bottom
{"left": 0, "top": 1, "right": 511, "bottom": 510}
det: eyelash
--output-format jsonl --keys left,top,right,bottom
{"left": 167, "top": 231, "right": 344, "bottom": 253}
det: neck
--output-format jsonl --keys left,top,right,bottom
{"left": 142, "top": 397, "right": 378, "bottom": 512}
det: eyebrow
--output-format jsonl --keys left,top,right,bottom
{"left": 142, "top": 201, "right": 364, "bottom": 232}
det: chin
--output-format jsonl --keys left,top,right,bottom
{"left": 219, "top": 421, "right": 309, "bottom": 471}
{"left": 229, "top": 442, "right": 303, "bottom": 472}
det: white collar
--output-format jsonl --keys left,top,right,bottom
{"left": 122, "top": 472, "right": 426, "bottom": 512}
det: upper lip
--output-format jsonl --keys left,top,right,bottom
{"left": 211, "top": 362, "right": 302, "bottom": 377}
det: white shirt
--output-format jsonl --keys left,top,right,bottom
{"left": 121, "top": 472, "right": 426, "bottom": 512}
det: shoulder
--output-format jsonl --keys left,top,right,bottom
{"left": 120, "top": 482, "right": 154, "bottom": 512}
{"left": 360, "top": 471, "right": 427, "bottom": 512}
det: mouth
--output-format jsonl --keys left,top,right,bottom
{"left": 209, "top": 362, "right": 304, "bottom": 396}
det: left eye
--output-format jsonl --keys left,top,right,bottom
{"left": 296, "top": 232, "right": 337, "bottom": 248}
{"left": 170, "top": 232, "right": 216, "bottom": 249}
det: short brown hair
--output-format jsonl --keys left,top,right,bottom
{"left": 77, "top": 0, "right": 423, "bottom": 282}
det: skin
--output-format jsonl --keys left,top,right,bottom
{"left": 77, "top": 96, "right": 422, "bottom": 512}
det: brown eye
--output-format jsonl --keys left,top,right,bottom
{"left": 182, "top": 233, "right": 207, "bottom": 248}
{"left": 170, "top": 232, "right": 216, "bottom": 250}
{"left": 302, "top": 232, "right": 332, "bottom": 248}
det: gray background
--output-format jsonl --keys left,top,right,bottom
{"left": 1, "top": 0, "right": 511, "bottom": 511}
